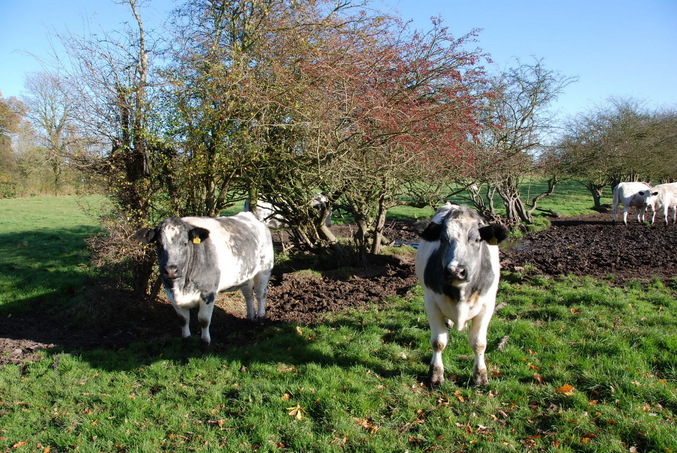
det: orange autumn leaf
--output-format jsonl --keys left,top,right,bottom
{"left": 354, "top": 417, "right": 381, "bottom": 434}
{"left": 555, "top": 384, "right": 575, "bottom": 395}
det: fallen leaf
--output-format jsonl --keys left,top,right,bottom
{"left": 287, "top": 404, "right": 306, "bottom": 420}
{"left": 354, "top": 417, "right": 381, "bottom": 434}
{"left": 555, "top": 384, "right": 575, "bottom": 396}
{"left": 497, "top": 335, "right": 509, "bottom": 351}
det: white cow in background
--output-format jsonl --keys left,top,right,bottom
{"left": 244, "top": 194, "right": 332, "bottom": 228}
{"left": 243, "top": 199, "right": 288, "bottom": 229}
{"left": 612, "top": 182, "right": 657, "bottom": 225}
{"left": 647, "top": 182, "right": 677, "bottom": 224}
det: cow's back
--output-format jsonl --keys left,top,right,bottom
{"left": 183, "top": 213, "right": 274, "bottom": 291}
{"left": 615, "top": 182, "right": 651, "bottom": 201}
{"left": 656, "top": 183, "right": 677, "bottom": 205}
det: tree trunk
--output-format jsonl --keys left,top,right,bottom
{"left": 370, "top": 196, "right": 389, "bottom": 255}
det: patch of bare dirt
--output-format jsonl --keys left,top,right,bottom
{"left": 2, "top": 214, "right": 675, "bottom": 365}
{"left": 500, "top": 212, "right": 677, "bottom": 283}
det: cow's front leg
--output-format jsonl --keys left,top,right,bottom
{"left": 468, "top": 306, "right": 493, "bottom": 386}
{"left": 425, "top": 300, "right": 448, "bottom": 387}
{"left": 173, "top": 306, "right": 191, "bottom": 340}
{"left": 197, "top": 296, "right": 215, "bottom": 349}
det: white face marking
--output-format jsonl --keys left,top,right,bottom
{"left": 164, "top": 224, "right": 182, "bottom": 244}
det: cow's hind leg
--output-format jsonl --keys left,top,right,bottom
{"left": 240, "top": 281, "right": 257, "bottom": 321}
{"left": 425, "top": 300, "right": 448, "bottom": 387}
{"left": 468, "top": 307, "right": 493, "bottom": 386}
{"left": 197, "top": 296, "right": 215, "bottom": 349}
{"left": 253, "top": 270, "right": 271, "bottom": 321}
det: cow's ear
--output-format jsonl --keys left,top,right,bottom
{"left": 420, "top": 221, "right": 444, "bottom": 242}
{"left": 479, "top": 224, "right": 509, "bottom": 245}
{"left": 189, "top": 227, "right": 210, "bottom": 244}
{"left": 135, "top": 228, "right": 156, "bottom": 244}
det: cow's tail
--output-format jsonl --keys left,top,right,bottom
{"left": 612, "top": 185, "right": 619, "bottom": 223}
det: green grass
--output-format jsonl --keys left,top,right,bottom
{"left": 1, "top": 281, "right": 674, "bottom": 452}
{"left": 0, "top": 196, "right": 103, "bottom": 314}
{"left": 0, "top": 194, "right": 675, "bottom": 452}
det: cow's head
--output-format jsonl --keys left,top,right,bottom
{"left": 420, "top": 204, "right": 508, "bottom": 288}
{"left": 642, "top": 190, "right": 660, "bottom": 211}
{"left": 135, "top": 217, "right": 210, "bottom": 282}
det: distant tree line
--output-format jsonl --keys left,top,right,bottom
{"left": 1, "top": 0, "right": 675, "bottom": 295}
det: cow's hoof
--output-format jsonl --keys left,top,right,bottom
{"left": 200, "top": 340, "right": 211, "bottom": 353}
{"left": 473, "top": 368, "right": 489, "bottom": 386}
{"left": 428, "top": 365, "right": 445, "bottom": 388}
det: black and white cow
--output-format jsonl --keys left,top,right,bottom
{"left": 136, "top": 212, "right": 274, "bottom": 348}
{"left": 415, "top": 203, "right": 509, "bottom": 387}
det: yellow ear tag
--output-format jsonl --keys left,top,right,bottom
{"left": 488, "top": 237, "right": 498, "bottom": 246}
{"left": 192, "top": 237, "right": 201, "bottom": 244}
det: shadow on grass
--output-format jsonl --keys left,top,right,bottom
{"left": 0, "top": 225, "right": 431, "bottom": 381}
{"left": 0, "top": 226, "right": 100, "bottom": 315}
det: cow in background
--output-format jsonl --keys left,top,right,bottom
{"left": 136, "top": 212, "right": 274, "bottom": 349}
{"left": 647, "top": 182, "right": 677, "bottom": 224}
{"left": 243, "top": 199, "right": 288, "bottom": 229}
{"left": 612, "top": 182, "right": 657, "bottom": 225}
{"left": 415, "top": 203, "right": 509, "bottom": 387}
{"left": 244, "top": 193, "right": 332, "bottom": 228}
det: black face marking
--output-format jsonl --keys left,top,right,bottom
{"left": 154, "top": 217, "right": 220, "bottom": 292}
{"left": 422, "top": 205, "right": 506, "bottom": 301}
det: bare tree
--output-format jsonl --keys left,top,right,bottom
{"left": 22, "top": 72, "right": 76, "bottom": 195}
{"left": 469, "top": 58, "right": 576, "bottom": 226}
{"left": 0, "top": 94, "right": 26, "bottom": 197}
{"left": 58, "top": 0, "right": 163, "bottom": 296}
{"left": 557, "top": 98, "right": 677, "bottom": 208}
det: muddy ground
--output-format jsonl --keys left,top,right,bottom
{"left": 1, "top": 211, "right": 676, "bottom": 365}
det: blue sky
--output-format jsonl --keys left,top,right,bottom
{"left": 2, "top": 0, "right": 676, "bottom": 120}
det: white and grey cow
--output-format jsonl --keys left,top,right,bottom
{"left": 415, "top": 203, "right": 509, "bottom": 387}
{"left": 647, "top": 182, "right": 677, "bottom": 224}
{"left": 244, "top": 193, "right": 332, "bottom": 228}
{"left": 243, "top": 199, "right": 288, "bottom": 229}
{"left": 612, "top": 182, "right": 657, "bottom": 225}
{"left": 136, "top": 212, "right": 274, "bottom": 348}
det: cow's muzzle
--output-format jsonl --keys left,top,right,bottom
{"left": 163, "top": 265, "right": 180, "bottom": 280}
{"left": 447, "top": 264, "right": 468, "bottom": 283}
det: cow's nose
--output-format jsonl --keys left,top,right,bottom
{"left": 163, "top": 265, "right": 180, "bottom": 279}
{"left": 448, "top": 265, "right": 468, "bottom": 282}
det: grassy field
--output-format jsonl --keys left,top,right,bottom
{"left": 0, "top": 196, "right": 103, "bottom": 315}
{"left": 0, "top": 192, "right": 675, "bottom": 452}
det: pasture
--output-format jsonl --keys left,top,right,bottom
{"left": 0, "top": 194, "right": 675, "bottom": 452}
